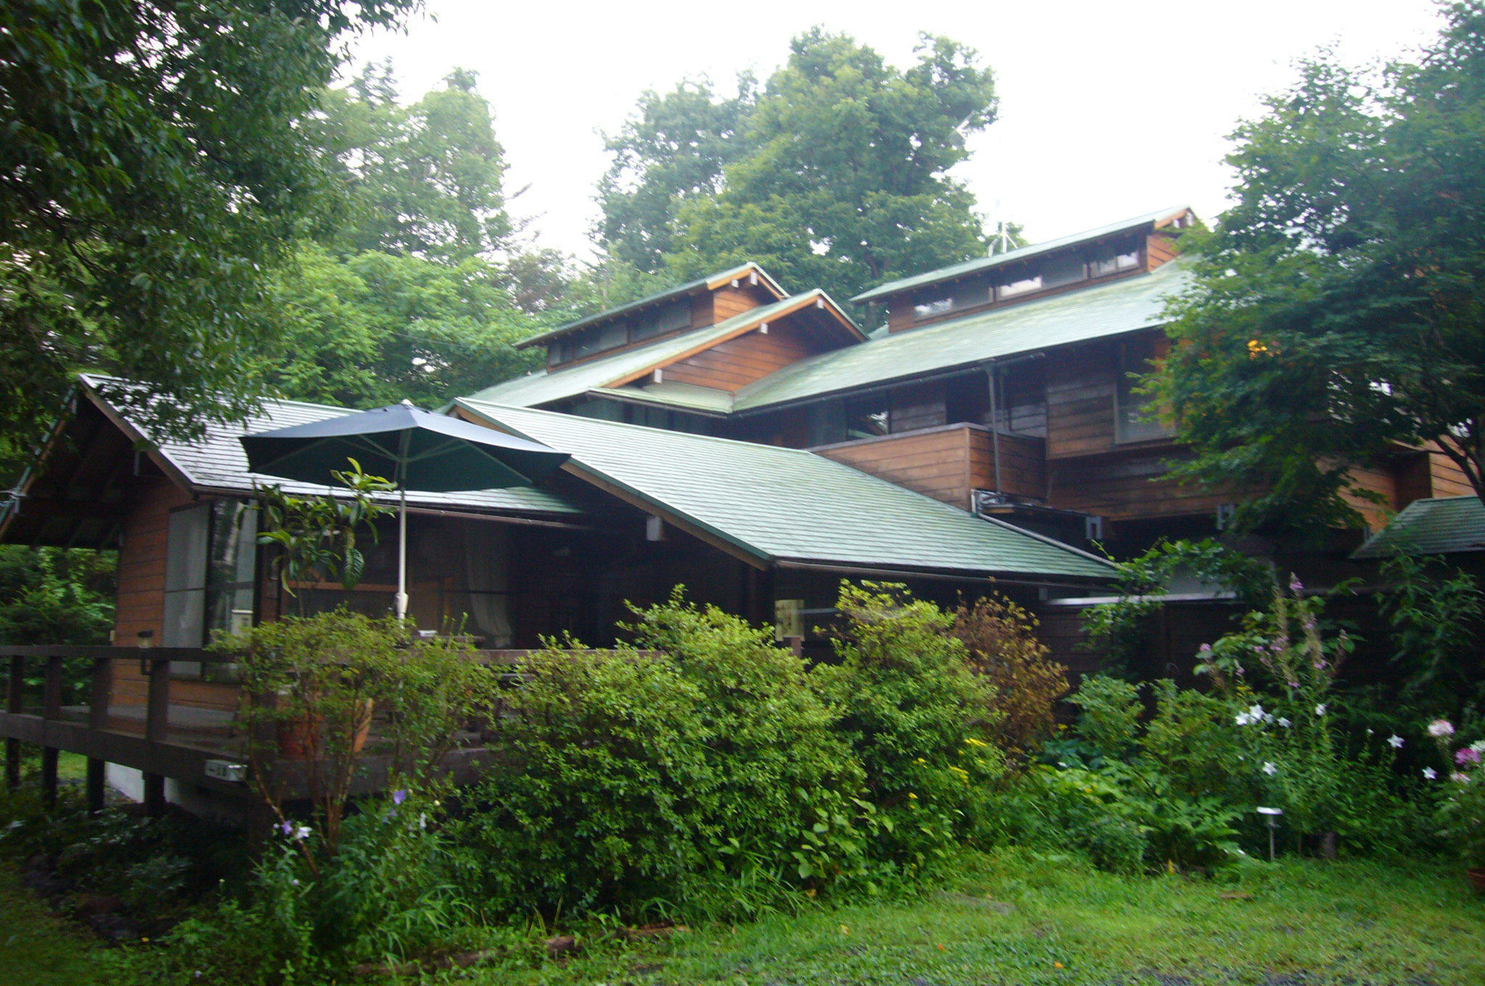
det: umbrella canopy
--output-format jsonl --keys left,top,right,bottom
{"left": 240, "top": 402, "right": 567, "bottom": 492}
{"left": 240, "top": 402, "right": 570, "bottom": 619}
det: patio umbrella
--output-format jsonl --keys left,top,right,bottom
{"left": 240, "top": 401, "right": 569, "bottom": 620}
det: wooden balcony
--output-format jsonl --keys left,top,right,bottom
{"left": 811, "top": 423, "right": 1046, "bottom": 510}
{"left": 0, "top": 644, "right": 534, "bottom": 818}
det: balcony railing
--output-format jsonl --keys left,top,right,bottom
{"left": 0, "top": 644, "right": 539, "bottom": 817}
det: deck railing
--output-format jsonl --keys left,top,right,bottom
{"left": 0, "top": 644, "right": 542, "bottom": 816}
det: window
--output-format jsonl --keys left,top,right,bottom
{"left": 163, "top": 499, "right": 257, "bottom": 677}
{"left": 844, "top": 395, "right": 889, "bottom": 439}
{"left": 997, "top": 274, "right": 1042, "bottom": 299}
{"left": 1041, "top": 253, "right": 1086, "bottom": 291}
{"left": 913, "top": 295, "right": 952, "bottom": 320}
{"left": 1090, "top": 237, "right": 1142, "bottom": 278}
{"left": 1115, "top": 337, "right": 1174, "bottom": 443}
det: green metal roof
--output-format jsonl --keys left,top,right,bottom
{"left": 456, "top": 399, "right": 1116, "bottom": 582}
{"left": 852, "top": 206, "right": 1192, "bottom": 303}
{"left": 77, "top": 375, "right": 582, "bottom": 516}
{"left": 591, "top": 382, "right": 735, "bottom": 414}
{"left": 734, "top": 261, "right": 1189, "bottom": 412}
{"left": 513, "top": 262, "right": 786, "bottom": 349}
{"left": 465, "top": 291, "right": 843, "bottom": 410}
{"left": 1353, "top": 496, "right": 1485, "bottom": 559}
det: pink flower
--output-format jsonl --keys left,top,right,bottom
{"left": 1456, "top": 747, "right": 1482, "bottom": 766}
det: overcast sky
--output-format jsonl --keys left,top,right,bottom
{"left": 352, "top": 0, "right": 1446, "bottom": 261}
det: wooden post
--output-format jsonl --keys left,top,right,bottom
{"left": 5, "top": 655, "right": 22, "bottom": 790}
{"left": 143, "top": 656, "right": 169, "bottom": 817}
{"left": 41, "top": 656, "right": 62, "bottom": 806}
{"left": 86, "top": 656, "right": 112, "bottom": 811}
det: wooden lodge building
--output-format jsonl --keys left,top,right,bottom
{"left": 1, "top": 205, "right": 1471, "bottom": 817}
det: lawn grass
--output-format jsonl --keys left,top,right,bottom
{"left": 466, "top": 850, "right": 1485, "bottom": 986}
{"left": 2, "top": 845, "right": 1481, "bottom": 985}
{"left": 0, "top": 865, "right": 118, "bottom": 986}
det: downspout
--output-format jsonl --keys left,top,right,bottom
{"left": 987, "top": 364, "right": 1003, "bottom": 493}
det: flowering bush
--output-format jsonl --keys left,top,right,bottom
{"left": 1429, "top": 721, "right": 1485, "bottom": 870}
{"left": 1193, "top": 577, "right": 1415, "bottom": 853}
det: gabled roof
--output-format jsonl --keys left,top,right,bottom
{"left": 733, "top": 259, "right": 1189, "bottom": 412}
{"left": 1353, "top": 496, "right": 1485, "bottom": 559}
{"left": 513, "top": 262, "right": 788, "bottom": 350}
{"left": 455, "top": 399, "right": 1116, "bottom": 583}
{"left": 466, "top": 290, "right": 860, "bottom": 410}
{"left": 72, "top": 375, "right": 582, "bottom": 516}
{"left": 852, "top": 205, "right": 1194, "bottom": 303}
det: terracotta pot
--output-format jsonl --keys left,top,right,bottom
{"left": 277, "top": 700, "right": 373, "bottom": 759}
{"left": 1468, "top": 868, "right": 1485, "bottom": 894}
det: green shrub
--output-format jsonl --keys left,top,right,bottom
{"left": 457, "top": 590, "right": 864, "bottom": 919}
{"left": 219, "top": 607, "right": 498, "bottom": 850}
{"left": 158, "top": 790, "right": 476, "bottom": 985}
{"left": 814, "top": 582, "right": 1004, "bottom": 870}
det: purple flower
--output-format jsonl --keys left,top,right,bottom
{"left": 393, "top": 789, "right": 408, "bottom": 806}
{"left": 279, "top": 820, "right": 293, "bottom": 837}
{"left": 1456, "top": 747, "right": 1482, "bottom": 766}
{"left": 1289, "top": 574, "right": 1304, "bottom": 593}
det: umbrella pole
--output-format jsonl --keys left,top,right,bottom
{"left": 395, "top": 485, "right": 409, "bottom": 622}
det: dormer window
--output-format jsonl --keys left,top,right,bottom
{"left": 997, "top": 274, "right": 1042, "bottom": 299}
{"left": 550, "top": 297, "right": 695, "bottom": 365}
{"left": 1090, "top": 247, "right": 1140, "bottom": 278}
{"left": 913, "top": 296, "right": 952, "bottom": 320}
{"left": 913, "top": 282, "right": 991, "bottom": 321}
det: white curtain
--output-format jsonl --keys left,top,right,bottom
{"left": 462, "top": 521, "right": 512, "bottom": 647}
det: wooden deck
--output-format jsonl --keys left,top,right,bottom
{"left": 0, "top": 645, "right": 530, "bottom": 817}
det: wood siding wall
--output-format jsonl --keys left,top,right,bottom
{"left": 1045, "top": 340, "right": 1120, "bottom": 458}
{"left": 110, "top": 479, "right": 239, "bottom": 716}
{"left": 1430, "top": 451, "right": 1475, "bottom": 500}
{"left": 664, "top": 322, "right": 820, "bottom": 392}
{"left": 1046, "top": 450, "right": 1230, "bottom": 522}
{"left": 814, "top": 424, "right": 1044, "bottom": 509}
{"left": 1146, "top": 231, "right": 1180, "bottom": 269}
{"left": 710, "top": 284, "right": 775, "bottom": 323}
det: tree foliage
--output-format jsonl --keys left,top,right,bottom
{"left": 1158, "top": 2, "right": 1485, "bottom": 532}
{"left": 316, "top": 63, "right": 511, "bottom": 263}
{"left": 258, "top": 243, "right": 542, "bottom": 408}
{"left": 0, "top": 0, "right": 420, "bottom": 476}
{"left": 597, "top": 30, "right": 999, "bottom": 302}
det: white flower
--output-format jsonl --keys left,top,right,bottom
{"left": 1471, "top": 740, "right": 1485, "bottom": 754}
{"left": 1428, "top": 719, "right": 1456, "bottom": 738}
{"left": 1262, "top": 761, "right": 1278, "bottom": 776}
{"left": 1423, "top": 767, "right": 1438, "bottom": 780}
{"left": 1249, "top": 704, "right": 1266, "bottom": 719}
{"left": 1315, "top": 704, "right": 1327, "bottom": 716}
{"left": 293, "top": 825, "right": 311, "bottom": 840}
{"left": 1452, "top": 772, "right": 1470, "bottom": 784}
{"left": 1387, "top": 734, "right": 1404, "bottom": 749}
{"left": 1277, "top": 717, "right": 1291, "bottom": 728}
{"left": 1235, "top": 712, "right": 1253, "bottom": 726}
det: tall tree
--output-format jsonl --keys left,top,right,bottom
{"left": 0, "top": 0, "right": 419, "bottom": 476}
{"left": 1157, "top": 1, "right": 1485, "bottom": 533}
{"left": 260, "top": 243, "right": 542, "bottom": 410}
{"left": 317, "top": 64, "right": 512, "bottom": 262}
{"left": 597, "top": 31, "right": 999, "bottom": 302}
{"left": 595, "top": 79, "right": 757, "bottom": 274}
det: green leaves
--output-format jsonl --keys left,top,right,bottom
{"left": 254, "top": 458, "right": 394, "bottom": 600}
{"left": 597, "top": 30, "right": 999, "bottom": 304}
{"left": 1158, "top": 2, "right": 1485, "bottom": 532}
{"left": 0, "top": 0, "right": 419, "bottom": 480}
